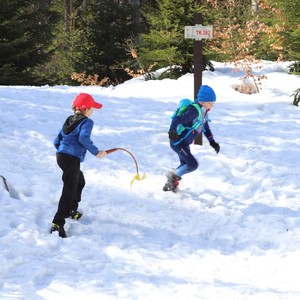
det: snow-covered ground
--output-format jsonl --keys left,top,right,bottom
{"left": 0, "top": 61, "right": 300, "bottom": 299}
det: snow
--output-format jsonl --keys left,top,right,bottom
{"left": 0, "top": 61, "right": 300, "bottom": 300}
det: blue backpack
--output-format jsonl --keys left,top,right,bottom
{"left": 171, "top": 98, "right": 203, "bottom": 145}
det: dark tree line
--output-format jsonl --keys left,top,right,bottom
{"left": 0, "top": 0, "right": 59, "bottom": 84}
{"left": 0, "top": 0, "right": 299, "bottom": 85}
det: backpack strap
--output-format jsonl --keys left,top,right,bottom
{"left": 191, "top": 103, "right": 202, "bottom": 118}
{"left": 172, "top": 104, "right": 203, "bottom": 145}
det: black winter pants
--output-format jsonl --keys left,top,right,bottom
{"left": 52, "top": 153, "right": 85, "bottom": 226}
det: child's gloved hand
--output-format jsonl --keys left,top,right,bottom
{"left": 210, "top": 141, "right": 220, "bottom": 153}
{"left": 168, "top": 129, "right": 178, "bottom": 141}
{"left": 96, "top": 150, "right": 107, "bottom": 158}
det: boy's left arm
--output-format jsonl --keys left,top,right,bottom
{"left": 203, "top": 122, "right": 220, "bottom": 153}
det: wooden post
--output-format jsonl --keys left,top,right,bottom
{"left": 184, "top": 14, "right": 212, "bottom": 145}
{"left": 193, "top": 13, "right": 203, "bottom": 145}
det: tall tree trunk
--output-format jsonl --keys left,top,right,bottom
{"left": 64, "top": 0, "right": 72, "bottom": 33}
{"left": 131, "top": 0, "right": 140, "bottom": 28}
{"left": 251, "top": 0, "right": 259, "bottom": 13}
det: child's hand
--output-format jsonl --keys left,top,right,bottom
{"left": 210, "top": 141, "right": 220, "bottom": 153}
{"left": 96, "top": 150, "right": 107, "bottom": 158}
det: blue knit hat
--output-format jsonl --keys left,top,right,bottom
{"left": 196, "top": 85, "right": 216, "bottom": 102}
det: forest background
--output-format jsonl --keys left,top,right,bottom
{"left": 0, "top": 0, "right": 299, "bottom": 86}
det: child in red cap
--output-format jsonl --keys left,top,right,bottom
{"left": 51, "top": 93, "right": 107, "bottom": 237}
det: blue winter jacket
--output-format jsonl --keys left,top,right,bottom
{"left": 54, "top": 114, "right": 99, "bottom": 162}
{"left": 170, "top": 104, "right": 214, "bottom": 145}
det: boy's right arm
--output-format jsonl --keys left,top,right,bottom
{"left": 54, "top": 131, "right": 62, "bottom": 149}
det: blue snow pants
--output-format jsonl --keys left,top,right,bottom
{"left": 170, "top": 141, "right": 198, "bottom": 177}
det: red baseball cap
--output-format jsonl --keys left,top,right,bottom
{"left": 73, "top": 93, "right": 103, "bottom": 110}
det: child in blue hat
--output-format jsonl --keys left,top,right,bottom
{"left": 163, "top": 85, "right": 220, "bottom": 193}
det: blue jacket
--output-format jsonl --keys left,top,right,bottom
{"left": 170, "top": 104, "right": 214, "bottom": 145}
{"left": 54, "top": 115, "right": 99, "bottom": 162}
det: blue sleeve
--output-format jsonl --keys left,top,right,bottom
{"left": 170, "top": 106, "right": 199, "bottom": 131}
{"left": 203, "top": 122, "right": 214, "bottom": 142}
{"left": 54, "top": 130, "right": 62, "bottom": 149}
{"left": 78, "top": 119, "right": 99, "bottom": 155}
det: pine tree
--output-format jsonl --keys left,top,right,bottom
{"left": 270, "top": 0, "right": 300, "bottom": 61}
{"left": 139, "top": 0, "right": 208, "bottom": 79}
{"left": 34, "top": 0, "right": 87, "bottom": 85}
{"left": 75, "top": 0, "right": 138, "bottom": 85}
{"left": 0, "top": 0, "right": 59, "bottom": 84}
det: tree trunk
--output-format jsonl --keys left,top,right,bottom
{"left": 251, "top": 0, "right": 259, "bottom": 13}
{"left": 131, "top": 0, "right": 140, "bottom": 28}
{"left": 64, "top": 0, "right": 72, "bottom": 33}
